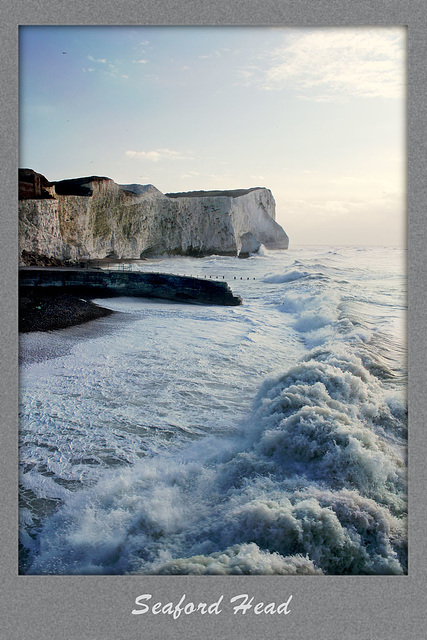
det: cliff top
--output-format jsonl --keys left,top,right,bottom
{"left": 19, "top": 168, "right": 55, "bottom": 199}
{"left": 165, "top": 187, "right": 265, "bottom": 199}
{"left": 119, "top": 183, "right": 166, "bottom": 198}
{"left": 19, "top": 170, "right": 268, "bottom": 202}
{"left": 54, "top": 176, "right": 113, "bottom": 196}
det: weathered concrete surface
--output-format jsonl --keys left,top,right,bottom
{"left": 19, "top": 268, "right": 242, "bottom": 306}
{"left": 19, "top": 170, "right": 289, "bottom": 264}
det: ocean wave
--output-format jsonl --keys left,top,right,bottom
{"left": 151, "top": 543, "right": 323, "bottom": 575}
{"left": 248, "top": 350, "right": 406, "bottom": 506}
{"left": 22, "top": 452, "right": 406, "bottom": 575}
{"left": 263, "top": 270, "right": 331, "bottom": 284}
{"left": 19, "top": 248, "right": 407, "bottom": 576}
{"left": 22, "top": 339, "right": 407, "bottom": 576}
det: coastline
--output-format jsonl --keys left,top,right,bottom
{"left": 19, "top": 290, "right": 114, "bottom": 333}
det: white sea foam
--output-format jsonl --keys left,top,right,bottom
{"left": 151, "top": 543, "right": 323, "bottom": 575}
{"left": 19, "top": 246, "right": 407, "bottom": 575}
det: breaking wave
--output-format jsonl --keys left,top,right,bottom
{"left": 19, "top": 246, "right": 407, "bottom": 575}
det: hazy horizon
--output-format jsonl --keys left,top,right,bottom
{"left": 19, "top": 26, "right": 406, "bottom": 245}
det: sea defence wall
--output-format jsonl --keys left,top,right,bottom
{"left": 19, "top": 268, "right": 242, "bottom": 306}
{"left": 19, "top": 170, "right": 289, "bottom": 265}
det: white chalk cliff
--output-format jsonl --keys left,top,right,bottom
{"left": 19, "top": 171, "right": 289, "bottom": 264}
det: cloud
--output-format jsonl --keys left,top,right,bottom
{"left": 133, "top": 59, "right": 148, "bottom": 64}
{"left": 86, "top": 55, "right": 129, "bottom": 78}
{"left": 199, "top": 50, "right": 223, "bottom": 60}
{"left": 329, "top": 176, "right": 371, "bottom": 186}
{"left": 253, "top": 28, "right": 405, "bottom": 100}
{"left": 310, "top": 200, "right": 352, "bottom": 215}
{"left": 237, "top": 66, "right": 260, "bottom": 87}
{"left": 181, "top": 171, "right": 200, "bottom": 177}
{"left": 180, "top": 171, "right": 227, "bottom": 182}
{"left": 85, "top": 56, "right": 117, "bottom": 77}
{"left": 88, "top": 55, "right": 107, "bottom": 64}
{"left": 126, "top": 149, "right": 192, "bottom": 162}
{"left": 282, "top": 190, "right": 404, "bottom": 220}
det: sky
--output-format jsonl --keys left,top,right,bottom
{"left": 19, "top": 26, "right": 406, "bottom": 245}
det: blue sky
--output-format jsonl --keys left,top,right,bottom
{"left": 19, "top": 26, "right": 406, "bottom": 245}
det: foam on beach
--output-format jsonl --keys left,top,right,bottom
{"left": 19, "top": 246, "right": 407, "bottom": 575}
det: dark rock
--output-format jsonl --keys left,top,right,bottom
{"left": 19, "top": 290, "right": 113, "bottom": 333}
{"left": 20, "top": 251, "right": 70, "bottom": 267}
{"left": 53, "top": 176, "right": 111, "bottom": 197}
{"left": 19, "top": 169, "right": 56, "bottom": 200}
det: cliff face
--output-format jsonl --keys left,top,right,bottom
{"left": 19, "top": 170, "right": 289, "bottom": 264}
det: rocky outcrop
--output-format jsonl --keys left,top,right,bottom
{"left": 19, "top": 169, "right": 56, "bottom": 200}
{"left": 238, "top": 232, "right": 261, "bottom": 259}
{"left": 19, "top": 170, "right": 289, "bottom": 264}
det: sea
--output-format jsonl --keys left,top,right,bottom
{"left": 18, "top": 245, "right": 407, "bottom": 575}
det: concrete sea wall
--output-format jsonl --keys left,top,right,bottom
{"left": 19, "top": 268, "right": 243, "bottom": 306}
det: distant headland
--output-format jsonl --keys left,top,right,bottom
{"left": 19, "top": 169, "right": 289, "bottom": 266}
